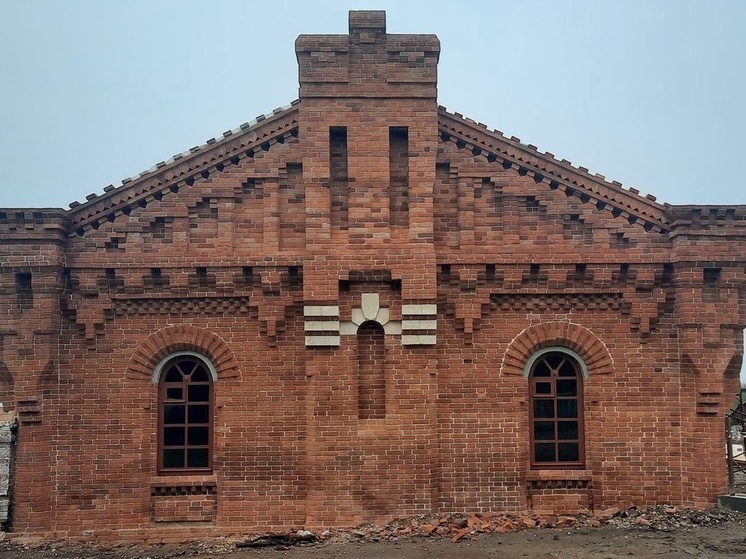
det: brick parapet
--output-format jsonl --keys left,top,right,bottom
{"left": 0, "top": 209, "right": 69, "bottom": 235}
{"left": 296, "top": 11, "right": 439, "bottom": 100}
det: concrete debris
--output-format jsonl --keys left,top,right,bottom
{"left": 304, "top": 505, "right": 746, "bottom": 545}
{"left": 2, "top": 505, "right": 745, "bottom": 557}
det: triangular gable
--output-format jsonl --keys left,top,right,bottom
{"left": 66, "top": 102, "right": 300, "bottom": 237}
{"left": 63, "top": 102, "right": 676, "bottom": 240}
{"left": 437, "top": 107, "right": 669, "bottom": 235}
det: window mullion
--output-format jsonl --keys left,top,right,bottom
{"left": 159, "top": 358, "right": 213, "bottom": 474}
{"left": 530, "top": 352, "right": 584, "bottom": 468}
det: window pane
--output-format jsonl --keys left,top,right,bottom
{"left": 180, "top": 361, "right": 198, "bottom": 376}
{"left": 533, "top": 421, "right": 555, "bottom": 440}
{"left": 535, "top": 382, "right": 552, "bottom": 395}
{"left": 188, "top": 426, "right": 209, "bottom": 446}
{"left": 164, "top": 368, "right": 183, "bottom": 382}
{"left": 534, "top": 443, "right": 556, "bottom": 462}
{"left": 164, "top": 426, "right": 185, "bottom": 446}
{"left": 558, "top": 421, "right": 579, "bottom": 440}
{"left": 556, "top": 379, "right": 577, "bottom": 396}
{"left": 188, "top": 405, "right": 210, "bottom": 424}
{"left": 559, "top": 361, "right": 577, "bottom": 377}
{"left": 530, "top": 352, "right": 583, "bottom": 467}
{"left": 191, "top": 367, "right": 209, "bottom": 382}
{"left": 557, "top": 399, "right": 578, "bottom": 418}
{"left": 188, "top": 384, "right": 210, "bottom": 402}
{"left": 160, "top": 358, "right": 213, "bottom": 472}
{"left": 533, "top": 399, "right": 554, "bottom": 418}
{"left": 558, "top": 443, "right": 579, "bottom": 462}
{"left": 163, "top": 449, "right": 184, "bottom": 468}
{"left": 163, "top": 404, "right": 185, "bottom": 424}
{"left": 545, "top": 354, "right": 563, "bottom": 369}
{"left": 187, "top": 448, "right": 209, "bottom": 468}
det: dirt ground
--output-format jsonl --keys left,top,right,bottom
{"left": 3, "top": 513, "right": 746, "bottom": 559}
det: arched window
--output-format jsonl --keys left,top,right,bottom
{"left": 157, "top": 355, "right": 213, "bottom": 473}
{"left": 358, "top": 321, "right": 386, "bottom": 419}
{"left": 529, "top": 350, "right": 584, "bottom": 468}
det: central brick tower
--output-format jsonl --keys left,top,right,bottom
{"left": 295, "top": 11, "right": 443, "bottom": 522}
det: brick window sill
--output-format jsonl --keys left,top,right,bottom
{"left": 526, "top": 470, "right": 592, "bottom": 482}
{"left": 150, "top": 474, "right": 217, "bottom": 489}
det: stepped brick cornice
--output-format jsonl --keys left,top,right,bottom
{"left": 438, "top": 107, "right": 670, "bottom": 234}
{"left": 0, "top": 209, "right": 69, "bottom": 240}
{"left": 665, "top": 205, "right": 746, "bottom": 235}
{"left": 66, "top": 102, "right": 299, "bottom": 237}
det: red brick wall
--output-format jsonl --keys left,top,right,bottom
{"left": 0, "top": 10, "right": 745, "bottom": 542}
{"left": 357, "top": 322, "right": 386, "bottom": 419}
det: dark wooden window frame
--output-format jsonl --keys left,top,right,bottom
{"left": 157, "top": 355, "right": 214, "bottom": 474}
{"left": 528, "top": 350, "right": 585, "bottom": 468}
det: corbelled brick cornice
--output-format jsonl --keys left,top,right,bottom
{"left": 438, "top": 108, "right": 671, "bottom": 234}
{"left": 65, "top": 103, "right": 299, "bottom": 237}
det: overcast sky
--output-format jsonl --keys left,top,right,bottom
{"left": 1, "top": 0, "right": 744, "bottom": 210}
{"left": 1, "top": 1, "right": 745, "bottom": 378}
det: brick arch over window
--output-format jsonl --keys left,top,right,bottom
{"left": 125, "top": 325, "right": 240, "bottom": 381}
{"left": 501, "top": 321, "right": 613, "bottom": 377}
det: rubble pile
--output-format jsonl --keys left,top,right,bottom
{"left": 2, "top": 505, "right": 745, "bottom": 557}
{"left": 604, "top": 504, "right": 746, "bottom": 531}
{"left": 323, "top": 504, "right": 746, "bottom": 544}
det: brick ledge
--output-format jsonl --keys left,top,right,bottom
{"left": 526, "top": 470, "right": 592, "bottom": 482}
{"left": 150, "top": 475, "right": 217, "bottom": 488}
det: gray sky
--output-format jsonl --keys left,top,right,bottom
{"left": 1, "top": 0, "right": 744, "bottom": 209}
{"left": 1, "top": 1, "right": 745, "bottom": 376}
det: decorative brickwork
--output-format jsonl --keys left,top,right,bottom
{"left": 501, "top": 321, "right": 613, "bottom": 377}
{"left": 0, "top": 10, "right": 745, "bottom": 542}
{"left": 150, "top": 482, "right": 217, "bottom": 523}
{"left": 126, "top": 324, "right": 240, "bottom": 381}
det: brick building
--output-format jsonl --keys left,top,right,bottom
{"left": 1, "top": 11, "right": 745, "bottom": 540}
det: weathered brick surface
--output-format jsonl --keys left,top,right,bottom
{"left": 0, "top": 411, "right": 16, "bottom": 527}
{"left": 0, "top": 10, "right": 745, "bottom": 541}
